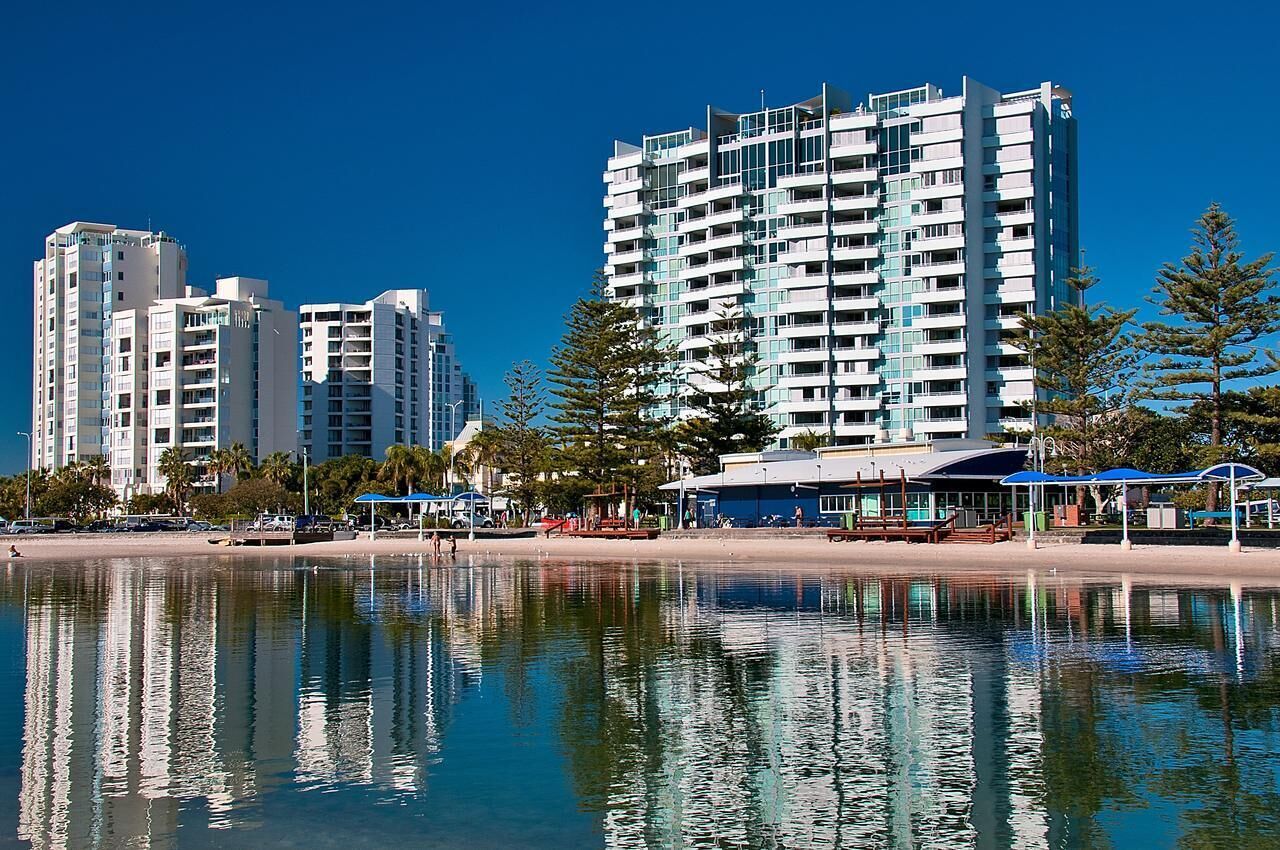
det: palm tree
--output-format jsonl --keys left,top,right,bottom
{"left": 157, "top": 447, "right": 194, "bottom": 514}
{"left": 225, "top": 442, "right": 254, "bottom": 483}
{"left": 457, "top": 429, "right": 504, "bottom": 493}
{"left": 413, "top": 446, "right": 445, "bottom": 494}
{"left": 259, "top": 451, "right": 295, "bottom": 488}
{"left": 380, "top": 444, "right": 421, "bottom": 494}
{"left": 206, "top": 447, "right": 230, "bottom": 493}
{"left": 81, "top": 455, "right": 110, "bottom": 488}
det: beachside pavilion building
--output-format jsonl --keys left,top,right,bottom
{"left": 603, "top": 77, "right": 1077, "bottom": 447}
{"left": 663, "top": 439, "right": 1030, "bottom": 527}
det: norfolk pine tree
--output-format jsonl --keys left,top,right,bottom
{"left": 674, "top": 301, "right": 777, "bottom": 475}
{"left": 1009, "top": 266, "right": 1140, "bottom": 508}
{"left": 493, "top": 360, "right": 550, "bottom": 525}
{"left": 548, "top": 273, "right": 673, "bottom": 513}
{"left": 1140, "top": 203, "right": 1279, "bottom": 511}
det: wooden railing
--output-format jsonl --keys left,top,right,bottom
{"left": 543, "top": 519, "right": 570, "bottom": 538}
{"left": 928, "top": 513, "right": 958, "bottom": 544}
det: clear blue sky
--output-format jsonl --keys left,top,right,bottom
{"left": 2, "top": 1, "right": 1277, "bottom": 474}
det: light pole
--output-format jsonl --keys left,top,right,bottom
{"left": 301, "top": 447, "right": 310, "bottom": 516}
{"left": 17, "top": 432, "right": 31, "bottom": 521}
{"left": 1026, "top": 435, "right": 1057, "bottom": 550}
{"left": 446, "top": 399, "right": 464, "bottom": 495}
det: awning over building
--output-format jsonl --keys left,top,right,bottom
{"left": 1000, "top": 463, "right": 1266, "bottom": 488}
{"left": 661, "top": 445, "right": 1030, "bottom": 492}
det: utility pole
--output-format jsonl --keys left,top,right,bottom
{"left": 301, "top": 447, "right": 310, "bottom": 515}
{"left": 17, "top": 432, "right": 31, "bottom": 520}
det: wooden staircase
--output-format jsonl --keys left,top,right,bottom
{"left": 937, "top": 514, "right": 1016, "bottom": 544}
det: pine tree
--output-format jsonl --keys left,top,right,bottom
{"left": 493, "top": 360, "right": 549, "bottom": 525}
{"left": 548, "top": 272, "right": 672, "bottom": 512}
{"left": 1140, "top": 203, "right": 1279, "bottom": 509}
{"left": 1009, "top": 266, "right": 1140, "bottom": 497}
{"left": 674, "top": 301, "right": 777, "bottom": 474}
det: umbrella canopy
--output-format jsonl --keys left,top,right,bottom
{"left": 353, "top": 493, "right": 397, "bottom": 503}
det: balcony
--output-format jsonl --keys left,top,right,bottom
{"left": 778, "top": 347, "right": 831, "bottom": 364}
{"left": 916, "top": 258, "right": 967, "bottom": 277}
{"left": 607, "top": 224, "right": 651, "bottom": 244}
{"left": 914, "top": 286, "right": 966, "bottom": 305}
{"left": 610, "top": 247, "right": 651, "bottom": 266}
{"left": 913, "top": 365, "right": 969, "bottom": 381}
{"left": 833, "top": 396, "right": 881, "bottom": 412}
{"left": 778, "top": 321, "right": 829, "bottom": 340}
{"left": 916, "top": 417, "right": 969, "bottom": 434}
{"left": 832, "top": 345, "right": 881, "bottom": 361}
{"left": 833, "top": 320, "right": 880, "bottom": 337}
{"left": 777, "top": 222, "right": 828, "bottom": 241}
{"left": 777, "top": 170, "right": 828, "bottom": 190}
{"left": 609, "top": 200, "right": 650, "bottom": 219}
{"left": 832, "top": 295, "right": 879, "bottom": 312}
{"left": 831, "top": 220, "right": 878, "bottom": 238}
{"left": 689, "top": 255, "right": 747, "bottom": 277}
{"left": 779, "top": 371, "right": 830, "bottom": 388}
{"left": 832, "top": 244, "right": 878, "bottom": 263}
{"left": 678, "top": 165, "right": 711, "bottom": 184}
{"left": 831, "top": 270, "right": 879, "bottom": 287}
{"left": 831, "top": 167, "right": 877, "bottom": 186}
{"left": 778, "top": 197, "right": 828, "bottom": 216}
{"left": 914, "top": 339, "right": 967, "bottom": 356}
{"left": 915, "top": 312, "right": 967, "bottom": 330}
{"left": 918, "top": 391, "right": 969, "bottom": 407}
{"left": 830, "top": 195, "right": 878, "bottom": 212}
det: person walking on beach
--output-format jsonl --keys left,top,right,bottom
{"left": 431, "top": 531, "right": 441, "bottom": 556}
{"left": 794, "top": 505, "right": 804, "bottom": 527}
{"left": 449, "top": 535, "right": 457, "bottom": 557}
{"left": 632, "top": 506, "right": 642, "bottom": 529}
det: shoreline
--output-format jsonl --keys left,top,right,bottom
{"left": 5, "top": 532, "right": 1280, "bottom": 585}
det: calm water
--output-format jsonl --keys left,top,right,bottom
{"left": 1, "top": 556, "right": 1279, "bottom": 849}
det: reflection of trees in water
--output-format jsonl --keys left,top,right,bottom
{"left": 6, "top": 560, "right": 1280, "bottom": 849}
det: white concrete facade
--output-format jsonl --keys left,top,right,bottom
{"left": 298, "top": 289, "right": 478, "bottom": 463}
{"left": 602, "top": 78, "right": 1078, "bottom": 446}
{"left": 32, "top": 222, "right": 188, "bottom": 471}
{"left": 112, "top": 277, "right": 298, "bottom": 497}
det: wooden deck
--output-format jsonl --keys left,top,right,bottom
{"left": 826, "top": 514, "right": 1014, "bottom": 545}
{"left": 564, "top": 529, "right": 661, "bottom": 541}
{"left": 226, "top": 530, "right": 336, "bottom": 546}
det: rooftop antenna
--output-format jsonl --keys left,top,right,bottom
{"left": 761, "top": 89, "right": 766, "bottom": 111}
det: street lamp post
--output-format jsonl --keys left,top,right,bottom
{"left": 301, "top": 447, "right": 310, "bottom": 516}
{"left": 446, "top": 399, "right": 464, "bottom": 495}
{"left": 17, "top": 432, "right": 31, "bottom": 521}
{"left": 1026, "top": 435, "right": 1058, "bottom": 550}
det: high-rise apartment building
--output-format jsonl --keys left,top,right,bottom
{"left": 602, "top": 78, "right": 1077, "bottom": 446}
{"left": 32, "top": 222, "right": 188, "bottom": 471}
{"left": 298, "top": 289, "right": 477, "bottom": 463}
{"left": 110, "top": 277, "right": 297, "bottom": 497}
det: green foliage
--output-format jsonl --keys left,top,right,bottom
{"left": 37, "top": 463, "right": 117, "bottom": 523}
{"left": 1118, "top": 407, "right": 1200, "bottom": 474}
{"left": 127, "top": 492, "right": 174, "bottom": 515}
{"left": 258, "top": 451, "right": 297, "bottom": 488}
{"left": 489, "top": 360, "right": 550, "bottom": 524}
{"left": 156, "top": 446, "right": 194, "bottom": 512}
{"left": 310, "top": 454, "right": 382, "bottom": 516}
{"left": 674, "top": 301, "right": 777, "bottom": 475}
{"left": 222, "top": 478, "right": 300, "bottom": 516}
{"left": 1009, "top": 266, "right": 1142, "bottom": 481}
{"left": 790, "top": 430, "right": 831, "bottom": 452}
{"left": 1140, "top": 204, "right": 1279, "bottom": 505}
{"left": 548, "top": 272, "right": 672, "bottom": 502}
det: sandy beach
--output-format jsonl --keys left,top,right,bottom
{"left": 4, "top": 531, "right": 1280, "bottom": 585}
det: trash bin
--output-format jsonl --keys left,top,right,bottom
{"left": 844, "top": 512, "right": 854, "bottom": 530}
{"left": 658, "top": 516, "right": 670, "bottom": 531}
{"left": 1022, "top": 511, "right": 1048, "bottom": 532}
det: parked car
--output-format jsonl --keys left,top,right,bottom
{"left": 450, "top": 512, "right": 495, "bottom": 529}
{"left": 6, "top": 520, "right": 54, "bottom": 534}
{"left": 185, "top": 520, "right": 213, "bottom": 532}
{"left": 249, "top": 515, "right": 296, "bottom": 532}
{"left": 294, "top": 515, "right": 335, "bottom": 532}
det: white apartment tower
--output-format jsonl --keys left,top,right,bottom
{"left": 298, "top": 289, "right": 478, "bottom": 463}
{"left": 32, "top": 222, "right": 188, "bottom": 471}
{"left": 602, "top": 78, "right": 1078, "bottom": 446}
{"left": 109, "top": 277, "right": 298, "bottom": 497}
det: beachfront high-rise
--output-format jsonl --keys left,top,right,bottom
{"left": 298, "top": 289, "right": 478, "bottom": 463}
{"left": 111, "top": 277, "right": 298, "bottom": 497}
{"left": 32, "top": 222, "right": 188, "bottom": 472}
{"left": 602, "top": 78, "right": 1078, "bottom": 446}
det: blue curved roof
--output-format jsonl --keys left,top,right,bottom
{"left": 1001, "top": 463, "right": 1265, "bottom": 487}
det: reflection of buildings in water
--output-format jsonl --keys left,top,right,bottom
{"left": 589, "top": 572, "right": 1053, "bottom": 850}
